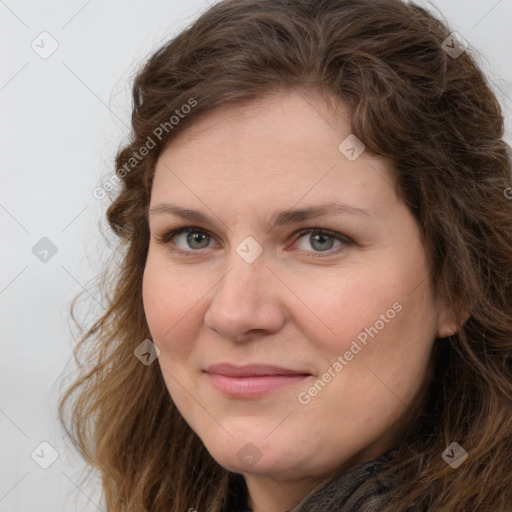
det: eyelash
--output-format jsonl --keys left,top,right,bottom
{"left": 154, "top": 226, "right": 354, "bottom": 257}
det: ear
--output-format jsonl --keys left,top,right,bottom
{"left": 436, "top": 296, "right": 470, "bottom": 339}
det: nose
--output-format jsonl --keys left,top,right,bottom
{"left": 203, "top": 254, "right": 287, "bottom": 342}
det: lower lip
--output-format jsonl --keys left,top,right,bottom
{"left": 206, "top": 373, "right": 310, "bottom": 398}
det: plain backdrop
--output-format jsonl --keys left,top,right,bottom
{"left": 1, "top": 1, "right": 511, "bottom": 510}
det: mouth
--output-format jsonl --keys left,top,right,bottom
{"left": 204, "top": 363, "right": 312, "bottom": 398}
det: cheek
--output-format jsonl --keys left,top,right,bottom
{"left": 293, "top": 260, "right": 437, "bottom": 388}
{"left": 291, "top": 267, "right": 402, "bottom": 354}
{"left": 142, "top": 258, "right": 195, "bottom": 357}
{"left": 142, "top": 262, "right": 201, "bottom": 416}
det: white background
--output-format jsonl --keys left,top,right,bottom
{"left": 1, "top": 1, "right": 511, "bottom": 510}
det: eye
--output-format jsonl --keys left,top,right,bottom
{"left": 154, "top": 226, "right": 353, "bottom": 256}
{"left": 290, "top": 228, "right": 352, "bottom": 254}
{"left": 155, "top": 227, "right": 215, "bottom": 254}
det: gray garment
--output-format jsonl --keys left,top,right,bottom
{"left": 230, "top": 447, "right": 411, "bottom": 512}
{"left": 291, "top": 448, "right": 398, "bottom": 512}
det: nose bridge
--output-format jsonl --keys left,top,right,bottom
{"left": 213, "top": 250, "right": 267, "bottom": 311}
{"left": 204, "top": 248, "right": 284, "bottom": 339}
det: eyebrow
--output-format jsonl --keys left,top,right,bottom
{"left": 148, "top": 202, "right": 376, "bottom": 229}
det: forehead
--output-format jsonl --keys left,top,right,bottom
{"left": 151, "top": 90, "right": 398, "bottom": 217}
{"left": 160, "top": 89, "right": 349, "bottom": 163}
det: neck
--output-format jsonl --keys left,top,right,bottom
{"left": 240, "top": 447, "right": 398, "bottom": 512}
{"left": 244, "top": 473, "right": 326, "bottom": 512}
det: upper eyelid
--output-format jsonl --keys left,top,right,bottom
{"left": 159, "top": 226, "right": 352, "bottom": 249}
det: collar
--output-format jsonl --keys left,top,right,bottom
{"left": 226, "top": 447, "right": 398, "bottom": 512}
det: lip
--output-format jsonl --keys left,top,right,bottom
{"left": 204, "top": 363, "right": 312, "bottom": 398}
{"left": 205, "top": 363, "right": 311, "bottom": 377}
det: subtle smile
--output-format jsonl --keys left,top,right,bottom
{"left": 204, "top": 363, "right": 312, "bottom": 398}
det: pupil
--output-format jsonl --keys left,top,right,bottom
{"left": 184, "top": 232, "right": 334, "bottom": 251}
{"left": 312, "top": 233, "right": 333, "bottom": 251}
{"left": 188, "top": 231, "right": 209, "bottom": 249}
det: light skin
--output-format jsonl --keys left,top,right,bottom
{"left": 142, "top": 90, "right": 458, "bottom": 512}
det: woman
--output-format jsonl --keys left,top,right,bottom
{"left": 59, "top": 0, "right": 512, "bottom": 510}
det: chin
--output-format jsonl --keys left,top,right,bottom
{"left": 201, "top": 430, "right": 310, "bottom": 478}
{"left": 213, "top": 450, "right": 297, "bottom": 476}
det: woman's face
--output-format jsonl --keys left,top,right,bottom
{"left": 142, "top": 90, "right": 455, "bottom": 503}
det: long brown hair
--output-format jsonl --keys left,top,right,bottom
{"left": 58, "top": 0, "right": 512, "bottom": 510}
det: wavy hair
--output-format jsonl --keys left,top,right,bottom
{"left": 59, "top": 0, "right": 512, "bottom": 510}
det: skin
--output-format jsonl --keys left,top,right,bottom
{"left": 142, "top": 90, "right": 458, "bottom": 512}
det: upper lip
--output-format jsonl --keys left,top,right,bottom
{"left": 205, "top": 363, "right": 311, "bottom": 377}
